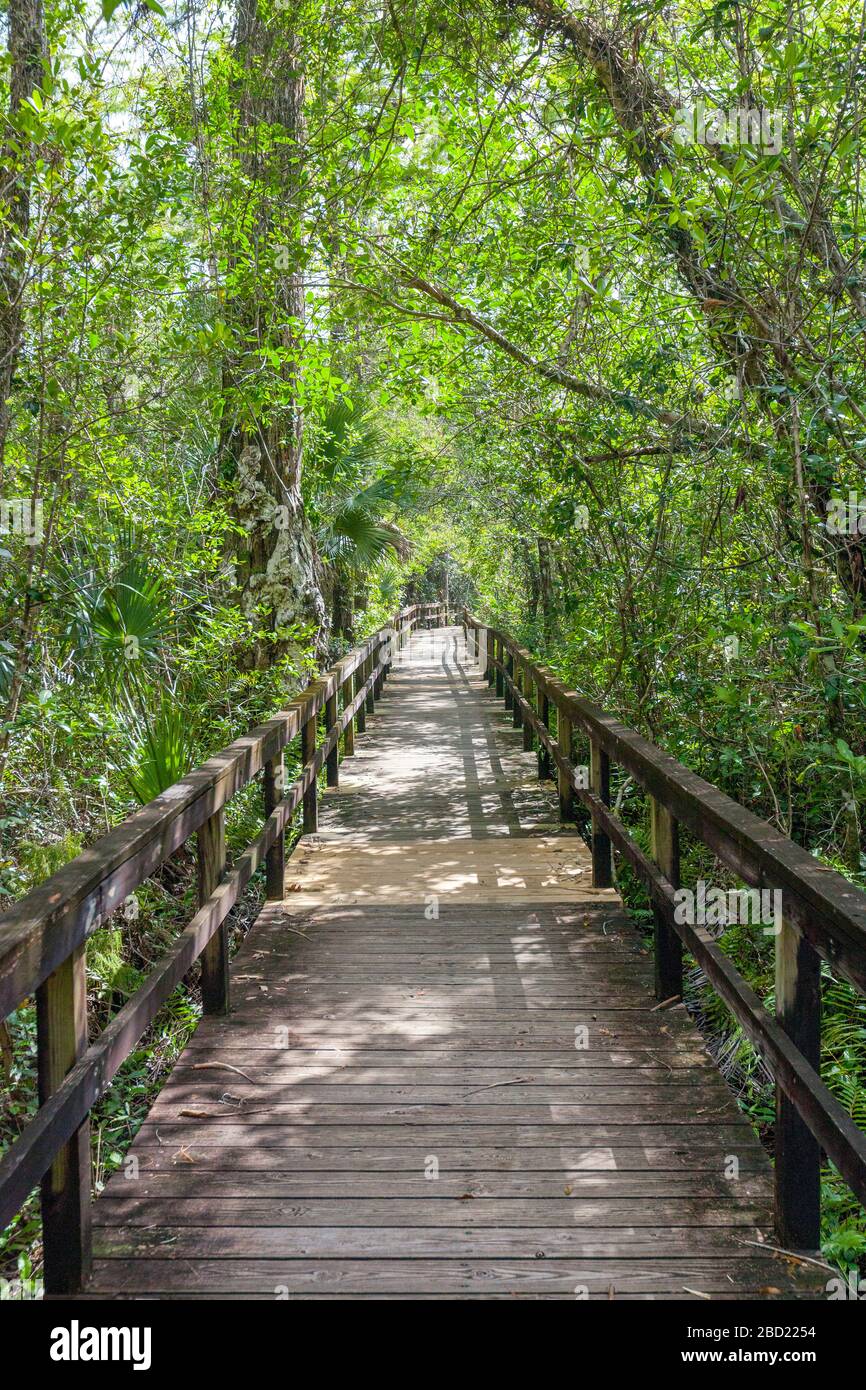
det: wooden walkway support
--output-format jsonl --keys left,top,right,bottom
{"left": 0, "top": 608, "right": 863, "bottom": 1298}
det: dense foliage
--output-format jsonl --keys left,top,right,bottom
{"left": 1, "top": 0, "right": 865, "bottom": 1288}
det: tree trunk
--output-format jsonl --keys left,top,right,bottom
{"left": 521, "top": 539, "right": 540, "bottom": 626}
{"left": 537, "top": 537, "right": 554, "bottom": 645}
{"left": 0, "top": 0, "right": 47, "bottom": 480}
{"left": 221, "top": 2, "right": 324, "bottom": 668}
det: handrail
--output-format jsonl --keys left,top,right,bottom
{"left": 0, "top": 599, "right": 445, "bottom": 1292}
{"left": 463, "top": 608, "right": 866, "bottom": 1255}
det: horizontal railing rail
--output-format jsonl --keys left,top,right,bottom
{"left": 0, "top": 600, "right": 444, "bottom": 1292}
{"left": 463, "top": 608, "right": 866, "bottom": 1257}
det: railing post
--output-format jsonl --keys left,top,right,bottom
{"left": 495, "top": 637, "right": 504, "bottom": 697}
{"left": 325, "top": 687, "right": 339, "bottom": 788}
{"left": 649, "top": 796, "right": 682, "bottom": 999}
{"left": 198, "top": 805, "right": 229, "bottom": 1013}
{"left": 775, "top": 921, "right": 822, "bottom": 1251}
{"left": 557, "top": 705, "right": 573, "bottom": 823}
{"left": 590, "top": 738, "right": 612, "bottom": 887}
{"left": 263, "top": 755, "right": 285, "bottom": 900}
{"left": 538, "top": 681, "right": 551, "bottom": 780}
{"left": 302, "top": 705, "right": 318, "bottom": 833}
{"left": 512, "top": 658, "right": 522, "bottom": 728}
{"left": 356, "top": 663, "right": 367, "bottom": 733}
{"left": 365, "top": 653, "right": 375, "bottom": 714}
{"left": 37, "top": 946, "right": 91, "bottom": 1295}
{"left": 504, "top": 651, "right": 514, "bottom": 711}
{"left": 522, "top": 667, "right": 535, "bottom": 752}
{"left": 342, "top": 672, "right": 355, "bottom": 757}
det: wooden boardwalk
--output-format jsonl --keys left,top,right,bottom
{"left": 90, "top": 627, "right": 821, "bottom": 1299}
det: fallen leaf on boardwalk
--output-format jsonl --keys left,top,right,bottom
{"left": 564, "top": 1185, "right": 573, "bottom": 1196}
{"left": 758, "top": 1287, "right": 782, "bottom": 1296}
{"left": 683, "top": 1287, "right": 711, "bottom": 1300}
{"left": 286, "top": 883, "right": 302, "bottom": 891}
{"left": 172, "top": 1147, "right": 198, "bottom": 1164}
{"left": 179, "top": 1109, "right": 213, "bottom": 1118}
{"left": 459, "top": 1192, "right": 475, "bottom": 1201}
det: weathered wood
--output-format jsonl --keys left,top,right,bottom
{"left": 301, "top": 704, "right": 318, "bottom": 834}
{"left": 99, "top": 1171, "right": 770, "bottom": 1200}
{"left": 775, "top": 920, "right": 822, "bottom": 1252}
{"left": 342, "top": 672, "right": 355, "bottom": 756}
{"left": 479, "top": 624, "right": 490, "bottom": 681}
{"left": 355, "top": 664, "right": 367, "bottom": 732}
{"left": 522, "top": 670, "right": 535, "bottom": 752}
{"left": 366, "top": 654, "right": 376, "bottom": 710}
{"left": 557, "top": 709, "right": 573, "bottom": 823}
{"left": 325, "top": 691, "right": 339, "bottom": 787}
{"left": 494, "top": 635, "right": 504, "bottom": 697}
{"left": 104, "top": 1142, "right": 768, "bottom": 1172}
{"left": 538, "top": 683, "right": 551, "bottom": 780}
{"left": 36, "top": 945, "right": 91, "bottom": 1295}
{"left": 84, "top": 1255, "right": 818, "bottom": 1298}
{"left": 198, "top": 807, "right": 228, "bottom": 1015}
{"left": 512, "top": 658, "right": 523, "bottom": 729}
{"left": 93, "top": 1193, "right": 772, "bottom": 1229}
{"left": 590, "top": 738, "right": 612, "bottom": 888}
{"left": 649, "top": 795, "right": 682, "bottom": 1000}
{"left": 263, "top": 757, "right": 285, "bottom": 901}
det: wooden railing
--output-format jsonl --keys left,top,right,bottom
{"left": 0, "top": 601, "right": 444, "bottom": 1293}
{"left": 463, "top": 609, "right": 866, "bottom": 1254}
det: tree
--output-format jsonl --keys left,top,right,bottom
{"left": 219, "top": 0, "right": 324, "bottom": 667}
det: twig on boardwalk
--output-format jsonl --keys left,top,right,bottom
{"left": 735, "top": 1239, "right": 835, "bottom": 1273}
{"left": 461, "top": 1076, "right": 534, "bottom": 1097}
{"left": 651, "top": 995, "right": 682, "bottom": 1012}
{"left": 192, "top": 1062, "right": 259, "bottom": 1084}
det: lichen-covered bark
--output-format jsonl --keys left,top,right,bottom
{"left": 221, "top": 1, "right": 325, "bottom": 667}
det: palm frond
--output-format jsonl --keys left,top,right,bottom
{"left": 121, "top": 693, "right": 195, "bottom": 805}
